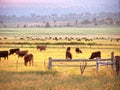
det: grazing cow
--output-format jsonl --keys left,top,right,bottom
{"left": 9, "top": 48, "right": 20, "bottom": 55}
{"left": 37, "top": 45, "right": 46, "bottom": 51}
{"left": 66, "top": 47, "right": 72, "bottom": 60}
{"left": 89, "top": 51, "right": 101, "bottom": 59}
{"left": 24, "top": 54, "right": 33, "bottom": 66}
{"left": 16, "top": 50, "right": 28, "bottom": 58}
{"left": 0, "top": 51, "right": 8, "bottom": 61}
{"left": 75, "top": 48, "right": 82, "bottom": 54}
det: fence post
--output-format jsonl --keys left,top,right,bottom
{"left": 96, "top": 57, "right": 99, "bottom": 73}
{"left": 111, "top": 52, "right": 114, "bottom": 70}
{"left": 115, "top": 56, "right": 120, "bottom": 75}
{"left": 48, "top": 57, "right": 52, "bottom": 70}
{"left": 16, "top": 60, "right": 18, "bottom": 70}
{"left": 30, "top": 44, "right": 32, "bottom": 48}
{"left": 21, "top": 44, "right": 23, "bottom": 47}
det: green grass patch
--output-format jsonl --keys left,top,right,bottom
{"left": 0, "top": 28, "right": 120, "bottom": 36}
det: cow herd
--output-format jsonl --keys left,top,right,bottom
{"left": 0, "top": 45, "right": 47, "bottom": 66}
{"left": 0, "top": 45, "right": 101, "bottom": 66}
{"left": 66, "top": 47, "right": 101, "bottom": 60}
{"left": 0, "top": 48, "right": 32, "bottom": 66}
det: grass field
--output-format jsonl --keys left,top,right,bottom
{"left": 0, "top": 28, "right": 120, "bottom": 36}
{"left": 0, "top": 28, "right": 120, "bottom": 90}
{"left": 0, "top": 70, "right": 120, "bottom": 90}
{"left": 0, "top": 47, "right": 120, "bottom": 72}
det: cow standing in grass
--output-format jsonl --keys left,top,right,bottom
{"left": 75, "top": 48, "right": 82, "bottom": 54}
{"left": 16, "top": 50, "right": 28, "bottom": 58}
{"left": 0, "top": 51, "right": 8, "bottom": 61}
{"left": 9, "top": 48, "right": 20, "bottom": 55}
{"left": 24, "top": 54, "right": 33, "bottom": 66}
{"left": 89, "top": 51, "right": 101, "bottom": 59}
{"left": 37, "top": 45, "right": 46, "bottom": 51}
{"left": 66, "top": 47, "right": 72, "bottom": 60}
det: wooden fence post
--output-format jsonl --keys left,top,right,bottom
{"left": 115, "top": 56, "right": 120, "bottom": 75}
{"left": 96, "top": 57, "right": 100, "bottom": 73}
{"left": 48, "top": 57, "right": 52, "bottom": 70}
{"left": 21, "top": 44, "right": 23, "bottom": 47}
{"left": 111, "top": 52, "right": 114, "bottom": 70}
{"left": 16, "top": 60, "right": 18, "bottom": 70}
{"left": 30, "top": 44, "right": 32, "bottom": 48}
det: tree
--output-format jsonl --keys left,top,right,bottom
{"left": 4, "top": 25, "right": 7, "bottom": 28}
{"left": 67, "top": 23, "right": 71, "bottom": 27}
{"left": 30, "top": 13, "right": 36, "bottom": 17}
{"left": 81, "top": 19, "right": 90, "bottom": 24}
{"left": 75, "top": 20, "right": 78, "bottom": 25}
{"left": 24, "top": 24, "right": 27, "bottom": 28}
{"left": 17, "top": 25, "right": 19, "bottom": 28}
{"left": 45, "top": 22, "right": 50, "bottom": 28}
{"left": 53, "top": 20, "right": 56, "bottom": 23}
{"left": 0, "top": 21, "right": 3, "bottom": 25}
{"left": 37, "top": 25, "right": 40, "bottom": 28}
{"left": 92, "top": 18, "right": 97, "bottom": 23}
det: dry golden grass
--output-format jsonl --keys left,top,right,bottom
{"left": 0, "top": 37, "right": 120, "bottom": 90}
{"left": 0, "top": 70, "right": 120, "bottom": 90}
{"left": 0, "top": 46, "right": 120, "bottom": 73}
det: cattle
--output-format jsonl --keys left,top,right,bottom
{"left": 66, "top": 47, "right": 72, "bottom": 60}
{"left": 16, "top": 50, "right": 28, "bottom": 58}
{"left": 9, "top": 48, "right": 20, "bottom": 55}
{"left": 37, "top": 45, "right": 46, "bottom": 51}
{"left": 89, "top": 51, "right": 101, "bottom": 59}
{"left": 24, "top": 54, "right": 33, "bottom": 66}
{"left": 0, "top": 51, "right": 8, "bottom": 61}
{"left": 75, "top": 48, "right": 82, "bottom": 54}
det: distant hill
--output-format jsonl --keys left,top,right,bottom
{"left": 0, "top": 12, "right": 120, "bottom": 28}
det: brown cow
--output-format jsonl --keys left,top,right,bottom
{"left": 24, "top": 54, "right": 33, "bottom": 66}
{"left": 37, "top": 45, "right": 46, "bottom": 51}
{"left": 9, "top": 48, "right": 20, "bottom": 55}
{"left": 16, "top": 50, "right": 28, "bottom": 58}
{"left": 75, "top": 48, "right": 82, "bottom": 54}
{"left": 66, "top": 47, "right": 72, "bottom": 60}
{"left": 0, "top": 51, "right": 8, "bottom": 61}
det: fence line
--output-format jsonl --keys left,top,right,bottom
{"left": 48, "top": 52, "right": 115, "bottom": 75}
{"left": 0, "top": 44, "right": 120, "bottom": 49}
{"left": 0, "top": 60, "right": 46, "bottom": 69}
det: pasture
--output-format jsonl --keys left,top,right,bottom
{"left": 0, "top": 47, "right": 119, "bottom": 72}
{"left": 0, "top": 28, "right": 120, "bottom": 90}
{"left": 0, "top": 28, "right": 120, "bottom": 36}
{"left": 0, "top": 46, "right": 120, "bottom": 90}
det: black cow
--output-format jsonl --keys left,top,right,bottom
{"left": 75, "top": 48, "right": 82, "bottom": 54}
{"left": 9, "top": 48, "right": 20, "bottom": 55}
{"left": 16, "top": 50, "right": 28, "bottom": 58}
{"left": 24, "top": 54, "right": 33, "bottom": 66}
{"left": 0, "top": 51, "right": 8, "bottom": 61}
{"left": 89, "top": 51, "right": 101, "bottom": 59}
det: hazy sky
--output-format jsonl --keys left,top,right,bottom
{"left": 0, "top": 0, "right": 119, "bottom": 16}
